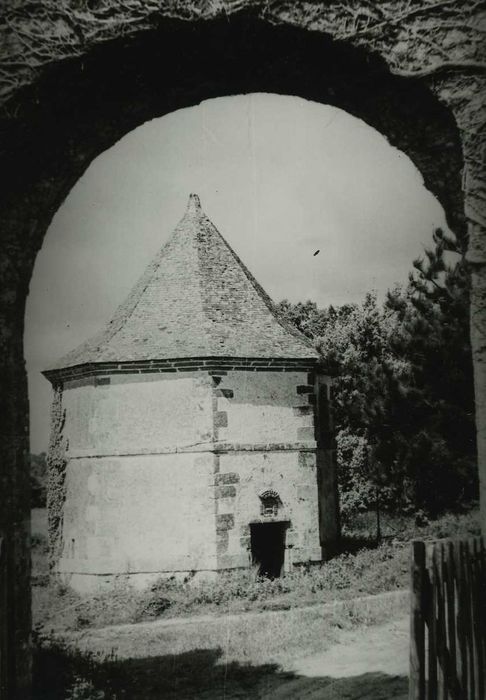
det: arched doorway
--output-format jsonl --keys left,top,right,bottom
{"left": 1, "top": 8, "right": 482, "bottom": 697}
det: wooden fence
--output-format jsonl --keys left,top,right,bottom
{"left": 0, "top": 534, "right": 8, "bottom": 699}
{"left": 410, "top": 536, "right": 486, "bottom": 699}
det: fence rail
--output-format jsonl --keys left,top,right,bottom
{"left": 410, "top": 535, "right": 486, "bottom": 700}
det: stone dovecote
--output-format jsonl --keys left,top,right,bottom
{"left": 44, "top": 195, "right": 339, "bottom": 593}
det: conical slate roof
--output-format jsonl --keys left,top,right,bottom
{"left": 46, "top": 194, "right": 318, "bottom": 373}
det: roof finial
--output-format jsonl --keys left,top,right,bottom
{"left": 187, "top": 193, "right": 201, "bottom": 214}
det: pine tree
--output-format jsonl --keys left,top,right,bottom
{"left": 386, "top": 228, "right": 477, "bottom": 514}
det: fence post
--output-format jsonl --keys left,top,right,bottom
{"left": 0, "top": 534, "right": 8, "bottom": 700}
{"left": 410, "top": 539, "right": 426, "bottom": 700}
{"left": 455, "top": 540, "right": 469, "bottom": 697}
{"left": 472, "top": 537, "right": 485, "bottom": 698}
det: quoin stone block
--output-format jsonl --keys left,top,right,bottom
{"left": 44, "top": 194, "right": 339, "bottom": 592}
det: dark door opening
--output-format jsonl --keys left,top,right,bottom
{"left": 250, "top": 522, "right": 287, "bottom": 578}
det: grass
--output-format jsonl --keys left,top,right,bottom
{"left": 32, "top": 507, "right": 480, "bottom": 635}
{"left": 34, "top": 507, "right": 477, "bottom": 699}
{"left": 33, "top": 592, "right": 410, "bottom": 699}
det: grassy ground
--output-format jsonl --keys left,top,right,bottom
{"left": 32, "top": 508, "right": 478, "bottom": 699}
{"left": 33, "top": 596, "right": 410, "bottom": 699}
{"left": 32, "top": 507, "right": 480, "bottom": 634}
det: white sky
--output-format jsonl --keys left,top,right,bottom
{"left": 24, "top": 93, "right": 449, "bottom": 452}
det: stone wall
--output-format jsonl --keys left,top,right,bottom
{"left": 62, "top": 372, "right": 214, "bottom": 455}
{"left": 59, "top": 452, "right": 217, "bottom": 592}
{"left": 215, "top": 450, "right": 322, "bottom": 570}
{"left": 51, "top": 367, "right": 336, "bottom": 592}
{"left": 213, "top": 370, "right": 318, "bottom": 445}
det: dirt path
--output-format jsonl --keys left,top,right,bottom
{"left": 269, "top": 616, "right": 409, "bottom": 699}
{"left": 176, "top": 615, "right": 410, "bottom": 699}
{"left": 293, "top": 615, "right": 409, "bottom": 678}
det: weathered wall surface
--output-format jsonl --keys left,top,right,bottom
{"left": 59, "top": 452, "right": 217, "bottom": 592}
{"left": 55, "top": 372, "right": 215, "bottom": 590}
{"left": 52, "top": 368, "right": 336, "bottom": 592}
{"left": 214, "top": 370, "right": 317, "bottom": 445}
{"left": 62, "top": 372, "right": 214, "bottom": 454}
{"left": 211, "top": 370, "right": 331, "bottom": 569}
{"left": 215, "top": 450, "right": 322, "bottom": 570}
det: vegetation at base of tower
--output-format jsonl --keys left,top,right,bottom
{"left": 46, "top": 384, "right": 69, "bottom": 568}
{"left": 31, "top": 509, "right": 479, "bottom": 635}
{"left": 278, "top": 226, "right": 477, "bottom": 519}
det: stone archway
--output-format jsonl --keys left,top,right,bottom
{"left": 1, "top": 4, "right": 484, "bottom": 697}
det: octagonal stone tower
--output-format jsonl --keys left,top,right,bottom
{"left": 44, "top": 194, "right": 339, "bottom": 593}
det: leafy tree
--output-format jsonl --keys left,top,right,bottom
{"left": 336, "top": 429, "right": 374, "bottom": 518}
{"left": 278, "top": 225, "right": 477, "bottom": 519}
{"left": 279, "top": 294, "right": 406, "bottom": 522}
{"left": 317, "top": 293, "right": 412, "bottom": 526}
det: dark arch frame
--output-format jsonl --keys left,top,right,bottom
{"left": 2, "top": 13, "right": 464, "bottom": 262}
{"left": 0, "top": 10, "right": 466, "bottom": 697}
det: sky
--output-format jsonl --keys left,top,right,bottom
{"left": 24, "top": 93, "right": 450, "bottom": 452}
